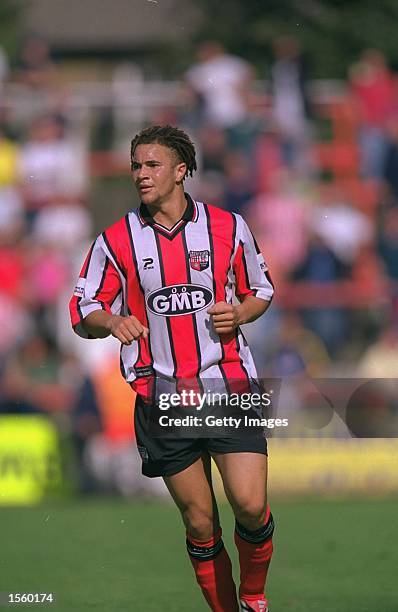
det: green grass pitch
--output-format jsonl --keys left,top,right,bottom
{"left": 0, "top": 497, "right": 397, "bottom": 611}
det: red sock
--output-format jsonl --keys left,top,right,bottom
{"left": 234, "top": 505, "right": 274, "bottom": 601}
{"left": 187, "top": 528, "right": 239, "bottom": 611}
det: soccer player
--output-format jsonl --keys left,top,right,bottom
{"left": 69, "top": 125, "right": 275, "bottom": 612}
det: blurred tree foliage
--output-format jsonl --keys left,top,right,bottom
{"left": 0, "top": 0, "right": 23, "bottom": 64}
{"left": 189, "top": 0, "right": 398, "bottom": 77}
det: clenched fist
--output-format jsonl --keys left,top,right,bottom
{"left": 107, "top": 314, "right": 149, "bottom": 345}
{"left": 207, "top": 301, "right": 239, "bottom": 335}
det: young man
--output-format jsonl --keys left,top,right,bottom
{"left": 69, "top": 125, "right": 275, "bottom": 612}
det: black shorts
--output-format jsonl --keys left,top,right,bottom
{"left": 134, "top": 396, "right": 268, "bottom": 478}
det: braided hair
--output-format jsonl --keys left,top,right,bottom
{"left": 130, "top": 125, "right": 197, "bottom": 178}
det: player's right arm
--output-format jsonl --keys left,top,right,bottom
{"left": 69, "top": 236, "right": 148, "bottom": 345}
{"left": 82, "top": 310, "right": 148, "bottom": 344}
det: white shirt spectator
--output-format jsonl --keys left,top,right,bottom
{"left": 19, "top": 139, "right": 87, "bottom": 204}
{"left": 312, "top": 201, "right": 373, "bottom": 264}
{"left": 186, "top": 43, "right": 252, "bottom": 128}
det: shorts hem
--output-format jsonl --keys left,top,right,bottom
{"left": 142, "top": 451, "right": 203, "bottom": 479}
{"left": 208, "top": 446, "right": 268, "bottom": 457}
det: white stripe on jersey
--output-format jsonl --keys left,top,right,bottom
{"left": 236, "top": 330, "right": 258, "bottom": 380}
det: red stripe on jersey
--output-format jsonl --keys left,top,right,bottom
{"left": 206, "top": 206, "right": 250, "bottom": 386}
{"left": 233, "top": 241, "right": 255, "bottom": 301}
{"left": 69, "top": 294, "right": 83, "bottom": 328}
{"left": 94, "top": 258, "right": 123, "bottom": 308}
{"left": 156, "top": 231, "right": 201, "bottom": 387}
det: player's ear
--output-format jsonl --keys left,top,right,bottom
{"left": 175, "top": 162, "right": 187, "bottom": 184}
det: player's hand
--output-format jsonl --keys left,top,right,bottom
{"left": 207, "top": 301, "right": 239, "bottom": 336}
{"left": 106, "top": 314, "right": 149, "bottom": 345}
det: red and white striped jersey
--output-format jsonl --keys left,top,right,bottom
{"left": 69, "top": 195, "right": 274, "bottom": 400}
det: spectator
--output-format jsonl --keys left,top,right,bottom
{"left": 349, "top": 49, "right": 396, "bottom": 179}
{"left": 32, "top": 203, "right": 91, "bottom": 252}
{"left": 0, "top": 294, "right": 33, "bottom": 361}
{"left": 223, "top": 150, "right": 256, "bottom": 214}
{"left": 185, "top": 40, "right": 254, "bottom": 131}
{"left": 0, "top": 333, "right": 72, "bottom": 414}
{"left": 247, "top": 169, "right": 310, "bottom": 279}
{"left": 271, "top": 36, "right": 313, "bottom": 172}
{"left": 293, "top": 232, "right": 351, "bottom": 357}
{"left": 267, "top": 311, "right": 331, "bottom": 378}
{"left": 26, "top": 241, "right": 69, "bottom": 336}
{"left": 18, "top": 114, "right": 88, "bottom": 226}
{"left": 14, "top": 34, "right": 56, "bottom": 91}
{"left": 311, "top": 182, "right": 373, "bottom": 265}
{"left": 198, "top": 123, "right": 227, "bottom": 173}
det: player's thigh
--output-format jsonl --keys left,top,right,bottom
{"left": 163, "top": 452, "right": 219, "bottom": 537}
{"left": 212, "top": 451, "right": 268, "bottom": 517}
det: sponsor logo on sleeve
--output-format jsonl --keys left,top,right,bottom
{"left": 73, "top": 278, "right": 86, "bottom": 297}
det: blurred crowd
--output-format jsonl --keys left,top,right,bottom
{"left": 1, "top": 35, "right": 398, "bottom": 493}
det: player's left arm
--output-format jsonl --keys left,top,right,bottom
{"left": 208, "top": 214, "right": 274, "bottom": 336}
{"left": 208, "top": 296, "right": 270, "bottom": 335}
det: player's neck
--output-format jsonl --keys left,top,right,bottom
{"left": 146, "top": 190, "right": 187, "bottom": 229}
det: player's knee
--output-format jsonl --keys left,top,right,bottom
{"left": 235, "top": 506, "right": 274, "bottom": 545}
{"left": 183, "top": 506, "right": 215, "bottom": 541}
{"left": 234, "top": 499, "right": 267, "bottom": 529}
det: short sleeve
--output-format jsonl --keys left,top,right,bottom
{"left": 232, "top": 214, "right": 274, "bottom": 302}
{"left": 69, "top": 236, "right": 123, "bottom": 338}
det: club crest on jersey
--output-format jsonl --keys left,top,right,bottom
{"left": 189, "top": 250, "right": 210, "bottom": 271}
{"left": 146, "top": 284, "right": 213, "bottom": 317}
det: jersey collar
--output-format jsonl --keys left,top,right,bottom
{"left": 138, "top": 193, "right": 198, "bottom": 238}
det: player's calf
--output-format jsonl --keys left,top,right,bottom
{"left": 186, "top": 527, "right": 239, "bottom": 611}
{"left": 234, "top": 504, "right": 274, "bottom": 608}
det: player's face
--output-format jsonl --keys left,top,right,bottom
{"left": 131, "top": 143, "right": 186, "bottom": 207}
